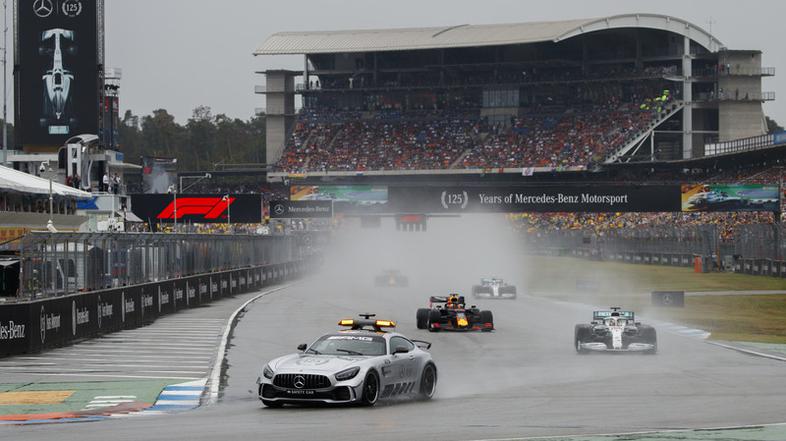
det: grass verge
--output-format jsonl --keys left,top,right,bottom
{"left": 524, "top": 256, "right": 786, "bottom": 344}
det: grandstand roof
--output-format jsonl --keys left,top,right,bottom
{"left": 255, "top": 14, "right": 723, "bottom": 55}
{"left": 0, "top": 165, "right": 91, "bottom": 198}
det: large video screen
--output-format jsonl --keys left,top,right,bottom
{"left": 290, "top": 185, "right": 388, "bottom": 205}
{"left": 17, "top": 0, "right": 100, "bottom": 147}
{"left": 681, "top": 184, "right": 780, "bottom": 212}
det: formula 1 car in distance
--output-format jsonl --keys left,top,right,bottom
{"left": 374, "top": 270, "right": 409, "bottom": 288}
{"left": 257, "top": 314, "right": 437, "bottom": 407}
{"left": 472, "top": 278, "right": 517, "bottom": 299}
{"left": 416, "top": 294, "right": 494, "bottom": 332}
{"left": 574, "top": 307, "right": 657, "bottom": 354}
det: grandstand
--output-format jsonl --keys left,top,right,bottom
{"left": 255, "top": 14, "right": 775, "bottom": 178}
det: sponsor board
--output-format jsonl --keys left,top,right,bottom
{"left": 385, "top": 186, "right": 682, "bottom": 213}
{"left": 269, "top": 200, "right": 333, "bottom": 219}
{"left": 130, "top": 194, "right": 263, "bottom": 224}
{"left": 0, "top": 321, "right": 26, "bottom": 341}
{"left": 0, "top": 263, "right": 304, "bottom": 356}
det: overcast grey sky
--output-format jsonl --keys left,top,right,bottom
{"left": 97, "top": 0, "right": 785, "bottom": 124}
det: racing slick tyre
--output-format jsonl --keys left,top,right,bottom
{"left": 639, "top": 325, "right": 658, "bottom": 354}
{"left": 575, "top": 324, "right": 591, "bottom": 354}
{"left": 359, "top": 370, "right": 380, "bottom": 406}
{"left": 416, "top": 308, "right": 430, "bottom": 329}
{"left": 427, "top": 309, "right": 442, "bottom": 332}
{"left": 479, "top": 310, "right": 494, "bottom": 331}
{"left": 418, "top": 363, "right": 437, "bottom": 400}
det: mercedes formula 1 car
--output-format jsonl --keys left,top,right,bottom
{"left": 472, "top": 278, "right": 517, "bottom": 299}
{"left": 257, "top": 314, "right": 437, "bottom": 407}
{"left": 416, "top": 294, "right": 494, "bottom": 332}
{"left": 574, "top": 307, "right": 657, "bottom": 354}
{"left": 374, "top": 270, "right": 409, "bottom": 288}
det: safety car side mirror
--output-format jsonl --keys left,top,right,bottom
{"left": 297, "top": 344, "right": 307, "bottom": 351}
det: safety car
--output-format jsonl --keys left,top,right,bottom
{"left": 257, "top": 314, "right": 437, "bottom": 407}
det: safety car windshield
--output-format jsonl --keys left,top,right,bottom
{"left": 307, "top": 334, "right": 386, "bottom": 356}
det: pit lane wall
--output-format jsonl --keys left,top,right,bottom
{"left": 0, "top": 260, "right": 310, "bottom": 357}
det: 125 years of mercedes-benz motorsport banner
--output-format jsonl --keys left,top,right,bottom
{"left": 387, "top": 186, "right": 683, "bottom": 213}
{"left": 16, "top": 0, "right": 100, "bottom": 147}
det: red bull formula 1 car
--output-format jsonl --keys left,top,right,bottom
{"left": 416, "top": 294, "right": 494, "bottom": 332}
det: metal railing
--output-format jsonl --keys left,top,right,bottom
{"left": 527, "top": 223, "right": 786, "bottom": 266}
{"left": 530, "top": 225, "right": 718, "bottom": 257}
{"left": 695, "top": 91, "right": 776, "bottom": 102}
{"left": 17, "top": 232, "right": 300, "bottom": 300}
{"left": 704, "top": 131, "right": 786, "bottom": 157}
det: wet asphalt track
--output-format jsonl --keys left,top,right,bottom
{"left": 5, "top": 274, "right": 786, "bottom": 441}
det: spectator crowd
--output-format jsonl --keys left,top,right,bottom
{"left": 276, "top": 80, "right": 674, "bottom": 172}
{"left": 510, "top": 211, "right": 777, "bottom": 242}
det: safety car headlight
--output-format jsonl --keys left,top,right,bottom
{"left": 263, "top": 364, "right": 274, "bottom": 379}
{"left": 335, "top": 366, "right": 360, "bottom": 381}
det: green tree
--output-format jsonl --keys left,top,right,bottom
{"left": 140, "top": 109, "right": 185, "bottom": 160}
{"left": 119, "top": 107, "right": 266, "bottom": 170}
{"left": 186, "top": 106, "right": 217, "bottom": 169}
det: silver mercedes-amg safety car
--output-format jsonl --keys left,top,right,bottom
{"left": 256, "top": 314, "right": 437, "bottom": 407}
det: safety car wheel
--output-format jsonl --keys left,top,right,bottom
{"left": 418, "top": 363, "right": 437, "bottom": 400}
{"left": 359, "top": 371, "right": 379, "bottom": 406}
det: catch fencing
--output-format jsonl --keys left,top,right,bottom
{"left": 0, "top": 231, "right": 325, "bottom": 357}
{"left": 528, "top": 223, "right": 786, "bottom": 276}
{"left": 17, "top": 232, "right": 301, "bottom": 300}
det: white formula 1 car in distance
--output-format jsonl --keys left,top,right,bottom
{"left": 471, "top": 278, "right": 517, "bottom": 299}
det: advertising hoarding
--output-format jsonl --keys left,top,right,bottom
{"left": 130, "top": 194, "right": 263, "bottom": 224}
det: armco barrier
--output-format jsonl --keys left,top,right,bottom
{"left": 0, "top": 260, "right": 310, "bottom": 357}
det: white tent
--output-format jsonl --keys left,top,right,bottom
{"left": 0, "top": 165, "right": 91, "bottom": 199}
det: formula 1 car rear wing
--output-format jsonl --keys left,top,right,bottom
{"left": 593, "top": 310, "right": 635, "bottom": 321}
{"left": 429, "top": 295, "right": 467, "bottom": 307}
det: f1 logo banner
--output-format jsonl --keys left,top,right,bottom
{"left": 130, "top": 194, "right": 262, "bottom": 224}
{"left": 386, "top": 185, "right": 683, "bottom": 213}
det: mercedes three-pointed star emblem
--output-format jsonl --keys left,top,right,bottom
{"left": 33, "top": 0, "right": 54, "bottom": 18}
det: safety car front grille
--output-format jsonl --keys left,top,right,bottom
{"left": 273, "top": 373, "right": 331, "bottom": 389}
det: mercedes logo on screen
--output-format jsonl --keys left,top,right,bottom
{"left": 33, "top": 0, "right": 54, "bottom": 18}
{"left": 273, "top": 204, "right": 286, "bottom": 216}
